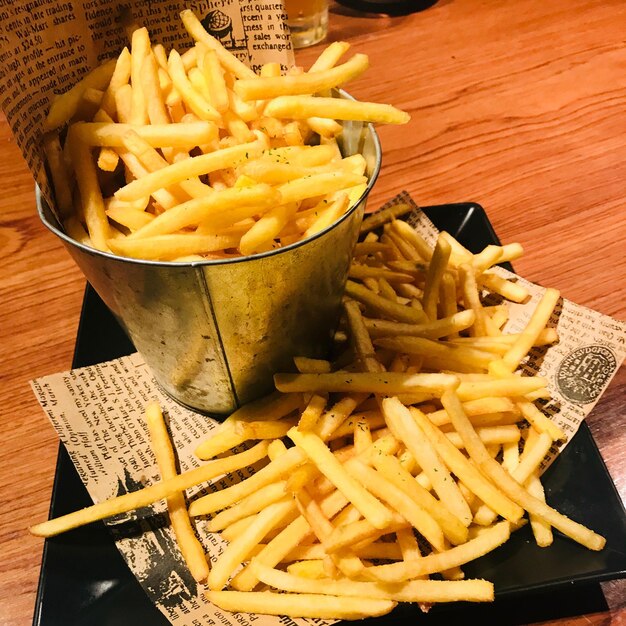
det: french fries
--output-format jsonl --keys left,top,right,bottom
{"left": 43, "top": 11, "right": 409, "bottom": 260}
{"left": 29, "top": 206, "right": 607, "bottom": 621}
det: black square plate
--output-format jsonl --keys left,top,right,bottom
{"left": 33, "top": 203, "right": 626, "bottom": 626}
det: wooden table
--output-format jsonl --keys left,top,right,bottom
{"left": 0, "top": 0, "right": 624, "bottom": 624}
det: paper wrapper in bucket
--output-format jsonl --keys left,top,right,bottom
{"left": 0, "top": 0, "right": 294, "bottom": 209}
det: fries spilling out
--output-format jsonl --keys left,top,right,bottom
{"left": 30, "top": 207, "right": 607, "bottom": 621}
{"left": 43, "top": 10, "right": 409, "bottom": 261}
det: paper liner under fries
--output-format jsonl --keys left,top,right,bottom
{"left": 31, "top": 192, "right": 625, "bottom": 625}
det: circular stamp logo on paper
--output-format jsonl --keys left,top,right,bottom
{"left": 556, "top": 345, "right": 617, "bottom": 404}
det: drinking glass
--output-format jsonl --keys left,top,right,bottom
{"left": 285, "top": 0, "right": 328, "bottom": 48}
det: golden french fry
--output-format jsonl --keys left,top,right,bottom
{"left": 168, "top": 48, "right": 221, "bottom": 122}
{"left": 68, "top": 134, "right": 110, "bottom": 251}
{"left": 107, "top": 232, "right": 244, "bottom": 260}
{"left": 265, "top": 96, "right": 410, "bottom": 125}
{"left": 288, "top": 427, "right": 393, "bottom": 530}
{"left": 128, "top": 184, "right": 280, "bottom": 239}
{"left": 188, "top": 447, "right": 306, "bottom": 517}
{"left": 29, "top": 441, "right": 269, "bottom": 537}
{"left": 130, "top": 27, "right": 151, "bottom": 125}
{"left": 365, "top": 521, "right": 511, "bottom": 582}
{"left": 208, "top": 498, "right": 297, "bottom": 590}
{"left": 100, "top": 47, "right": 132, "bottom": 118}
{"left": 43, "top": 133, "right": 74, "bottom": 217}
{"left": 234, "top": 54, "right": 369, "bottom": 101}
{"left": 75, "top": 121, "right": 219, "bottom": 148}
{"left": 180, "top": 9, "right": 257, "bottom": 80}
{"left": 443, "top": 390, "right": 605, "bottom": 551}
{"left": 382, "top": 397, "right": 472, "bottom": 526}
{"left": 145, "top": 402, "right": 209, "bottom": 583}
{"left": 207, "top": 590, "right": 396, "bottom": 620}
{"left": 44, "top": 59, "right": 117, "bottom": 131}
{"left": 253, "top": 563, "right": 494, "bottom": 603}
{"left": 200, "top": 48, "right": 229, "bottom": 113}
{"left": 489, "top": 288, "right": 561, "bottom": 374}
{"left": 274, "top": 371, "right": 459, "bottom": 396}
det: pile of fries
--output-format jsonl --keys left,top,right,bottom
{"left": 42, "top": 10, "right": 409, "bottom": 261}
{"left": 30, "top": 206, "right": 606, "bottom": 621}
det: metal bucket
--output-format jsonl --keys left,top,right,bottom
{"left": 38, "top": 119, "right": 381, "bottom": 416}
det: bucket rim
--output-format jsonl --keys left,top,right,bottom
{"left": 38, "top": 120, "right": 382, "bottom": 268}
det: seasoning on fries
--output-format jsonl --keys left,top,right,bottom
{"left": 43, "top": 10, "right": 409, "bottom": 260}
{"left": 29, "top": 205, "right": 607, "bottom": 620}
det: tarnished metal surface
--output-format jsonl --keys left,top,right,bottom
{"left": 38, "top": 120, "right": 381, "bottom": 416}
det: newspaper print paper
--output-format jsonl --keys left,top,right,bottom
{"left": 31, "top": 192, "right": 626, "bottom": 623}
{"left": 0, "top": 0, "right": 294, "bottom": 210}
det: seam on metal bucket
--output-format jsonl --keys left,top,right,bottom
{"left": 194, "top": 267, "right": 240, "bottom": 409}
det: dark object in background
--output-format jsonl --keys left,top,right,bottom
{"left": 334, "top": 0, "right": 438, "bottom": 16}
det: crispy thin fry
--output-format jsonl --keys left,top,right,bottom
{"left": 253, "top": 563, "right": 494, "bottom": 602}
{"left": 444, "top": 390, "right": 605, "bottom": 551}
{"left": 382, "top": 397, "right": 472, "bottom": 526}
{"left": 75, "top": 121, "right": 219, "bottom": 148}
{"left": 29, "top": 442, "right": 269, "bottom": 537}
{"left": 208, "top": 498, "right": 296, "bottom": 590}
{"left": 360, "top": 203, "right": 413, "bottom": 234}
{"left": 207, "top": 481, "right": 289, "bottom": 532}
{"left": 365, "top": 521, "right": 511, "bottom": 582}
{"left": 235, "top": 54, "right": 369, "bottom": 101}
{"left": 274, "top": 371, "right": 459, "bottom": 396}
{"left": 145, "top": 402, "right": 209, "bottom": 582}
{"left": 422, "top": 234, "right": 451, "bottom": 320}
{"left": 207, "top": 590, "right": 396, "bottom": 620}
{"left": 265, "top": 96, "right": 410, "bottom": 125}
{"left": 363, "top": 310, "right": 476, "bottom": 340}
{"left": 288, "top": 428, "right": 393, "bottom": 530}
{"left": 490, "top": 288, "right": 561, "bottom": 374}
{"left": 188, "top": 447, "right": 306, "bottom": 517}
{"left": 374, "top": 336, "right": 495, "bottom": 373}
{"left": 526, "top": 471, "right": 554, "bottom": 547}
{"left": 345, "top": 280, "right": 429, "bottom": 324}
{"left": 68, "top": 134, "right": 110, "bottom": 251}
{"left": 372, "top": 454, "right": 469, "bottom": 545}
{"left": 44, "top": 59, "right": 117, "bottom": 131}
{"left": 480, "top": 273, "right": 529, "bottom": 303}
{"left": 346, "top": 458, "right": 445, "bottom": 551}
{"left": 517, "top": 401, "right": 566, "bottom": 441}
{"left": 180, "top": 10, "right": 257, "bottom": 80}
{"left": 298, "top": 394, "right": 327, "bottom": 431}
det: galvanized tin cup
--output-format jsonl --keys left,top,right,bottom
{"left": 38, "top": 119, "right": 381, "bottom": 416}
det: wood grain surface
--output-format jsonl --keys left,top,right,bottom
{"left": 0, "top": 1, "right": 624, "bottom": 624}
